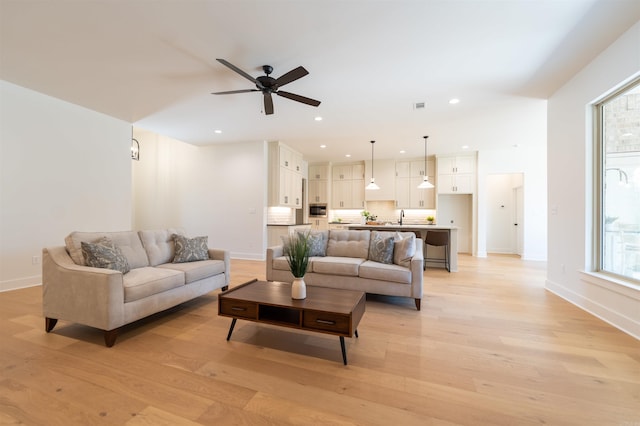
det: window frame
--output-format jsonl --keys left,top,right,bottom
{"left": 593, "top": 77, "right": 640, "bottom": 285}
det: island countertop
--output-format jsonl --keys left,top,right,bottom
{"left": 346, "top": 224, "right": 457, "bottom": 230}
{"left": 346, "top": 223, "right": 458, "bottom": 272}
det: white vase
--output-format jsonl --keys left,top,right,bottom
{"left": 291, "top": 277, "right": 307, "bottom": 300}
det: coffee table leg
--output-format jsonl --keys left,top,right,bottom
{"left": 355, "top": 329, "right": 359, "bottom": 338}
{"left": 340, "top": 336, "right": 347, "bottom": 365}
{"left": 226, "top": 318, "right": 237, "bottom": 341}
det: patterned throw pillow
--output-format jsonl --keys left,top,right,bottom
{"left": 81, "top": 237, "right": 130, "bottom": 274}
{"left": 393, "top": 233, "right": 416, "bottom": 268}
{"left": 368, "top": 233, "right": 395, "bottom": 264}
{"left": 303, "top": 231, "right": 327, "bottom": 257}
{"left": 172, "top": 234, "right": 209, "bottom": 263}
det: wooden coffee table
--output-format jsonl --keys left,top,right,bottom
{"left": 218, "top": 279, "right": 365, "bottom": 365}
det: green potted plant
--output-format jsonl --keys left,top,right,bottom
{"left": 285, "top": 232, "right": 310, "bottom": 299}
{"left": 426, "top": 215, "right": 435, "bottom": 224}
{"left": 361, "top": 210, "right": 370, "bottom": 224}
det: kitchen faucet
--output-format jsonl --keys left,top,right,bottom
{"left": 399, "top": 209, "right": 405, "bottom": 226}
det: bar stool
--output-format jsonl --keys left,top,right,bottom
{"left": 424, "top": 230, "right": 450, "bottom": 272}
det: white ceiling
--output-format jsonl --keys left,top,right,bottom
{"left": 2, "top": 0, "right": 639, "bottom": 162}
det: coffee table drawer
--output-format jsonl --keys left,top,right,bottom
{"left": 303, "top": 310, "right": 350, "bottom": 334}
{"left": 219, "top": 299, "right": 257, "bottom": 319}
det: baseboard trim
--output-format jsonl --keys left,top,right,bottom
{"left": 546, "top": 278, "right": 639, "bottom": 340}
{"left": 1, "top": 275, "right": 42, "bottom": 293}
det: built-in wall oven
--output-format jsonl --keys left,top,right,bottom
{"left": 309, "top": 203, "right": 327, "bottom": 218}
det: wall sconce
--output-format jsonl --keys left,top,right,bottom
{"left": 131, "top": 138, "right": 140, "bottom": 161}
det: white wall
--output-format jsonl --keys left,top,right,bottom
{"left": 547, "top": 21, "right": 640, "bottom": 339}
{"left": 475, "top": 100, "right": 548, "bottom": 261}
{"left": 0, "top": 81, "right": 132, "bottom": 291}
{"left": 132, "top": 128, "right": 267, "bottom": 260}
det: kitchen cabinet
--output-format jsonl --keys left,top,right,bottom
{"left": 268, "top": 142, "right": 303, "bottom": 207}
{"left": 365, "top": 159, "right": 396, "bottom": 201}
{"left": 331, "top": 162, "right": 364, "bottom": 209}
{"left": 310, "top": 218, "right": 328, "bottom": 231}
{"left": 437, "top": 154, "right": 476, "bottom": 194}
{"left": 395, "top": 158, "right": 435, "bottom": 208}
{"left": 267, "top": 224, "right": 312, "bottom": 247}
{"left": 308, "top": 163, "right": 330, "bottom": 204}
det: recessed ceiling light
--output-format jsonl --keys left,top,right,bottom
{"left": 345, "top": 154, "right": 351, "bottom": 158}
{"left": 214, "top": 129, "right": 222, "bottom": 134}
{"left": 399, "top": 150, "right": 406, "bottom": 154}
{"left": 315, "top": 116, "right": 323, "bottom": 121}
{"left": 449, "top": 98, "right": 460, "bottom": 104}
{"left": 461, "top": 145, "right": 469, "bottom": 150}
{"left": 320, "top": 144, "right": 327, "bottom": 148}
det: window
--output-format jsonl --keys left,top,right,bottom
{"left": 597, "top": 80, "right": 640, "bottom": 282}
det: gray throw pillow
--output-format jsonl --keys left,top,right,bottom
{"left": 368, "top": 234, "right": 395, "bottom": 264}
{"left": 173, "top": 234, "right": 209, "bottom": 263}
{"left": 81, "top": 237, "right": 130, "bottom": 274}
{"left": 393, "top": 233, "right": 416, "bottom": 268}
{"left": 303, "top": 231, "right": 327, "bottom": 257}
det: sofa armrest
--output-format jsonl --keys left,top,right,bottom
{"left": 266, "top": 245, "right": 284, "bottom": 281}
{"left": 42, "top": 246, "right": 125, "bottom": 331}
{"left": 208, "top": 248, "right": 231, "bottom": 285}
{"left": 410, "top": 238, "right": 424, "bottom": 299}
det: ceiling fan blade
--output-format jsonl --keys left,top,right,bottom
{"left": 275, "top": 66, "right": 309, "bottom": 87}
{"left": 212, "top": 89, "right": 259, "bottom": 95}
{"left": 264, "top": 92, "right": 274, "bottom": 115}
{"left": 216, "top": 58, "right": 258, "bottom": 84}
{"left": 277, "top": 91, "right": 321, "bottom": 107}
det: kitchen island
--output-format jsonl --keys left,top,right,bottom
{"left": 347, "top": 224, "right": 459, "bottom": 272}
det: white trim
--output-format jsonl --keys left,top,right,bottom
{"left": 546, "top": 274, "right": 640, "bottom": 340}
{"left": 1, "top": 276, "right": 42, "bottom": 292}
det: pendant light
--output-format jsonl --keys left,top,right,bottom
{"left": 417, "top": 135, "right": 434, "bottom": 189}
{"left": 365, "top": 140, "right": 380, "bottom": 190}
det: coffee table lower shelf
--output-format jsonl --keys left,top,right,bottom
{"left": 218, "top": 279, "right": 366, "bottom": 365}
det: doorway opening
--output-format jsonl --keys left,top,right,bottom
{"left": 486, "top": 173, "right": 524, "bottom": 256}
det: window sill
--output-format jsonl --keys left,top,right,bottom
{"left": 579, "top": 271, "right": 640, "bottom": 300}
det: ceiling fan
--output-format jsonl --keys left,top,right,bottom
{"left": 212, "top": 58, "right": 321, "bottom": 115}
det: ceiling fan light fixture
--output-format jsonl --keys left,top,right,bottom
{"left": 366, "top": 140, "right": 380, "bottom": 190}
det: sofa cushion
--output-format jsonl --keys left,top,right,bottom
{"left": 311, "top": 256, "right": 365, "bottom": 276}
{"left": 326, "top": 230, "right": 370, "bottom": 258}
{"left": 122, "top": 267, "right": 185, "bottom": 303}
{"left": 359, "top": 260, "right": 412, "bottom": 284}
{"left": 65, "top": 231, "right": 149, "bottom": 269}
{"left": 157, "top": 259, "right": 225, "bottom": 284}
{"left": 81, "top": 237, "right": 130, "bottom": 274}
{"left": 138, "top": 228, "right": 186, "bottom": 266}
{"left": 172, "top": 234, "right": 209, "bottom": 263}
{"left": 394, "top": 232, "right": 416, "bottom": 268}
{"left": 368, "top": 232, "right": 395, "bottom": 264}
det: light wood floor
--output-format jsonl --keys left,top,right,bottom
{"left": 1, "top": 255, "right": 639, "bottom": 425}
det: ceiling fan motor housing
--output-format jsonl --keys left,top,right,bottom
{"left": 256, "top": 75, "right": 277, "bottom": 92}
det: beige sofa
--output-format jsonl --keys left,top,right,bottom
{"left": 43, "top": 228, "right": 230, "bottom": 346}
{"left": 266, "top": 229, "right": 424, "bottom": 310}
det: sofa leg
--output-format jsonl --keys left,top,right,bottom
{"left": 414, "top": 299, "right": 421, "bottom": 311}
{"left": 221, "top": 285, "right": 229, "bottom": 291}
{"left": 104, "top": 329, "right": 118, "bottom": 347}
{"left": 45, "top": 317, "right": 58, "bottom": 332}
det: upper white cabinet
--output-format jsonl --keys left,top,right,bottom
{"left": 395, "top": 157, "right": 435, "bottom": 208}
{"left": 437, "top": 153, "right": 476, "bottom": 194}
{"left": 268, "top": 141, "right": 304, "bottom": 207}
{"left": 331, "top": 162, "right": 365, "bottom": 209}
{"left": 308, "top": 163, "right": 330, "bottom": 204}
{"left": 364, "top": 159, "right": 396, "bottom": 201}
